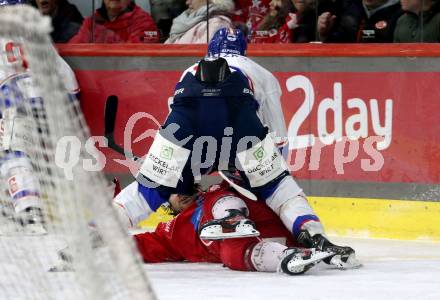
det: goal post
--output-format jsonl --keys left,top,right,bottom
{"left": 0, "top": 5, "right": 156, "bottom": 300}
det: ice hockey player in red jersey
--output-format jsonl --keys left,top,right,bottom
{"left": 134, "top": 181, "right": 358, "bottom": 275}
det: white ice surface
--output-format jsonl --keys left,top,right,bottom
{"left": 144, "top": 237, "right": 440, "bottom": 300}
{"left": 1, "top": 236, "right": 439, "bottom": 300}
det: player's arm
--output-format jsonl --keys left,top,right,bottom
{"left": 113, "top": 181, "right": 170, "bottom": 229}
{"left": 53, "top": 52, "right": 80, "bottom": 100}
{"left": 260, "top": 75, "right": 288, "bottom": 155}
{"left": 235, "top": 57, "right": 288, "bottom": 156}
{"left": 165, "top": 63, "right": 198, "bottom": 110}
{"left": 134, "top": 223, "right": 184, "bottom": 263}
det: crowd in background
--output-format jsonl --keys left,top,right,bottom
{"left": 32, "top": 0, "right": 440, "bottom": 44}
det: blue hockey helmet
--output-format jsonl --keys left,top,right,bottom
{"left": 208, "top": 28, "right": 247, "bottom": 57}
{"left": 0, "top": 0, "right": 27, "bottom": 5}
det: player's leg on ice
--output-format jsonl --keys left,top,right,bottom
{"left": 256, "top": 175, "right": 360, "bottom": 268}
{"left": 263, "top": 177, "right": 360, "bottom": 268}
{"left": 229, "top": 106, "right": 360, "bottom": 268}
{"left": 197, "top": 190, "right": 329, "bottom": 275}
{"left": 262, "top": 177, "right": 360, "bottom": 268}
{"left": 221, "top": 238, "right": 333, "bottom": 275}
{"left": 0, "top": 151, "right": 45, "bottom": 234}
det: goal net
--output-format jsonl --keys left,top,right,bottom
{"left": 0, "top": 5, "right": 156, "bottom": 300}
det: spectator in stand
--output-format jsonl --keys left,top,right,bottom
{"left": 394, "top": 0, "right": 440, "bottom": 42}
{"left": 289, "top": 0, "right": 320, "bottom": 42}
{"left": 69, "top": 0, "right": 159, "bottom": 43}
{"left": 32, "top": 0, "right": 83, "bottom": 43}
{"left": 251, "top": 0, "right": 318, "bottom": 43}
{"left": 165, "top": 0, "right": 235, "bottom": 44}
{"left": 233, "top": 0, "right": 271, "bottom": 35}
{"left": 317, "top": 0, "right": 403, "bottom": 42}
{"left": 251, "top": 0, "right": 293, "bottom": 43}
{"left": 150, "top": 0, "right": 186, "bottom": 42}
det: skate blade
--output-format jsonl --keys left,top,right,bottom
{"left": 200, "top": 231, "right": 260, "bottom": 240}
{"left": 200, "top": 225, "right": 260, "bottom": 240}
{"left": 283, "top": 250, "right": 334, "bottom": 275}
{"left": 328, "top": 253, "right": 363, "bottom": 270}
{"left": 288, "top": 251, "right": 334, "bottom": 269}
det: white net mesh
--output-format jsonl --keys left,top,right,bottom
{"left": 0, "top": 5, "right": 156, "bottom": 300}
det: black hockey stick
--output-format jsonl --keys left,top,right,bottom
{"left": 104, "top": 95, "right": 141, "bottom": 162}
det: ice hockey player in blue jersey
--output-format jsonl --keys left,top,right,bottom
{"left": 114, "top": 28, "right": 360, "bottom": 269}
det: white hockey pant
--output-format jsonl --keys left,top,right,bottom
{"left": 265, "top": 176, "right": 325, "bottom": 238}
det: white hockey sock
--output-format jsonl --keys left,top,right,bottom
{"left": 249, "top": 241, "right": 287, "bottom": 272}
{"left": 212, "top": 195, "right": 248, "bottom": 219}
{"left": 264, "top": 176, "right": 324, "bottom": 237}
{"left": 264, "top": 176, "right": 302, "bottom": 214}
{"left": 279, "top": 193, "right": 325, "bottom": 237}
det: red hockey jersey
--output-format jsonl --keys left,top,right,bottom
{"left": 134, "top": 184, "right": 297, "bottom": 271}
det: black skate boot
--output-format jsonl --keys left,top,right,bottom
{"left": 199, "top": 208, "right": 260, "bottom": 240}
{"left": 297, "top": 230, "right": 361, "bottom": 269}
{"left": 278, "top": 247, "right": 334, "bottom": 275}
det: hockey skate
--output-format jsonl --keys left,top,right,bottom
{"left": 297, "top": 230, "right": 362, "bottom": 269}
{"left": 1, "top": 205, "right": 46, "bottom": 235}
{"left": 278, "top": 247, "right": 334, "bottom": 275}
{"left": 17, "top": 207, "right": 47, "bottom": 235}
{"left": 199, "top": 208, "right": 260, "bottom": 240}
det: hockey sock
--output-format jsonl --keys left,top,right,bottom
{"left": 248, "top": 241, "right": 287, "bottom": 272}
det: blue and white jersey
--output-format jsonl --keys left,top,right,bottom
{"left": 178, "top": 53, "right": 287, "bottom": 149}
{"left": 174, "top": 66, "right": 256, "bottom": 102}
{"left": 0, "top": 73, "right": 36, "bottom": 109}
{"left": 0, "top": 38, "right": 80, "bottom": 103}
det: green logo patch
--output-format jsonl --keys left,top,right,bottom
{"left": 253, "top": 147, "right": 266, "bottom": 161}
{"left": 160, "top": 146, "right": 174, "bottom": 160}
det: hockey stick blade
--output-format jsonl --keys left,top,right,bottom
{"left": 219, "top": 171, "right": 257, "bottom": 201}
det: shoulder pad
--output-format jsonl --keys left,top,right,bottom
{"left": 173, "top": 70, "right": 254, "bottom": 99}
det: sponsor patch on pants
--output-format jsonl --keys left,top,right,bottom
{"left": 237, "top": 135, "right": 287, "bottom": 187}
{"left": 139, "top": 132, "right": 190, "bottom": 187}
